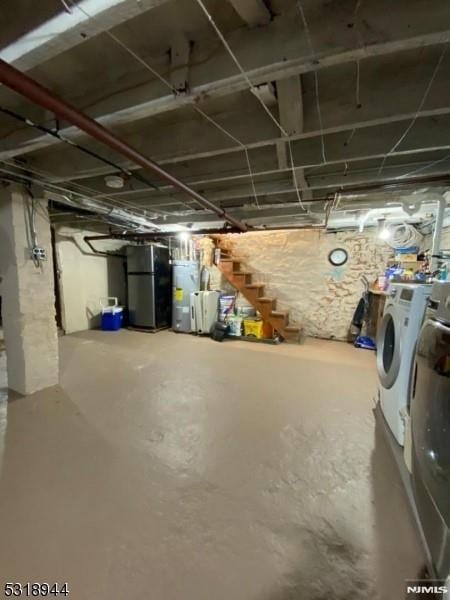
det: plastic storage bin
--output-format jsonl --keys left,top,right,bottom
{"left": 243, "top": 318, "right": 263, "bottom": 339}
{"left": 101, "top": 297, "right": 123, "bottom": 331}
{"left": 226, "top": 315, "right": 242, "bottom": 336}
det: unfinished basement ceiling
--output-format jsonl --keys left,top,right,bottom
{"left": 0, "top": 0, "right": 449, "bottom": 231}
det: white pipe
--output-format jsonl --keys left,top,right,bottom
{"left": 358, "top": 209, "right": 378, "bottom": 232}
{"left": 358, "top": 206, "right": 415, "bottom": 233}
{"left": 431, "top": 196, "right": 446, "bottom": 271}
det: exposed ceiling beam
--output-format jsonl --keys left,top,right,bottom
{"left": 37, "top": 112, "right": 450, "bottom": 193}
{"left": 228, "top": 0, "right": 271, "bottom": 26}
{"left": 111, "top": 162, "right": 450, "bottom": 208}
{"left": 3, "top": 1, "right": 450, "bottom": 160}
{"left": 149, "top": 108, "right": 450, "bottom": 167}
{"left": 150, "top": 183, "right": 448, "bottom": 225}
{"left": 0, "top": 57, "right": 248, "bottom": 231}
{"left": 170, "top": 33, "right": 191, "bottom": 94}
{"left": 277, "top": 75, "right": 313, "bottom": 201}
{"left": 88, "top": 156, "right": 449, "bottom": 200}
{"left": 0, "top": 0, "right": 169, "bottom": 72}
{"left": 14, "top": 106, "right": 450, "bottom": 184}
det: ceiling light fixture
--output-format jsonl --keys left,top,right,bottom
{"left": 104, "top": 174, "right": 125, "bottom": 189}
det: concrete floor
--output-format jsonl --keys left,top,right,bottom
{"left": 0, "top": 331, "right": 425, "bottom": 599}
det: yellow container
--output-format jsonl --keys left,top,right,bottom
{"left": 243, "top": 318, "right": 264, "bottom": 339}
{"left": 395, "top": 253, "right": 417, "bottom": 262}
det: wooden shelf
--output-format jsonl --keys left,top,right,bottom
{"left": 388, "top": 260, "right": 424, "bottom": 268}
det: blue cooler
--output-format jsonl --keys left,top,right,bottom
{"left": 101, "top": 297, "right": 123, "bottom": 331}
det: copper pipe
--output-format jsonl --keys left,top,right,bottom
{"left": 0, "top": 59, "right": 247, "bottom": 232}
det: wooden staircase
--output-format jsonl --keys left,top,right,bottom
{"left": 215, "top": 246, "right": 304, "bottom": 343}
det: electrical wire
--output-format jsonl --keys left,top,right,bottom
{"left": 0, "top": 165, "right": 160, "bottom": 230}
{"left": 0, "top": 105, "right": 160, "bottom": 191}
{"left": 386, "top": 223, "right": 423, "bottom": 249}
{"left": 59, "top": 0, "right": 73, "bottom": 13}
{"left": 198, "top": 4, "right": 285, "bottom": 134}
{"left": 0, "top": 163, "right": 130, "bottom": 214}
{"left": 65, "top": 0, "right": 261, "bottom": 208}
{"left": 344, "top": 128, "right": 356, "bottom": 147}
{"left": 355, "top": 59, "right": 361, "bottom": 108}
{"left": 394, "top": 153, "right": 450, "bottom": 180}
{"left": 194, "top": 0, "right": 306, "bottom": 209}
{"left": 86, "top": 143, "right": 450, "bottom": 208}
{"left": 296, "top": 1, "right": 327, "bottom": 164}
{"left": 354, "top": 0, "right": 363, "bottom": 16}
{"left": 378, "top": 44, "right": 448, "bottom": 175}
{"left": 16, "top": 0, "right": 446, "bottom": 219}
{"left": 339, "top": 2, "right": 365, "bottom": 151}
{"left": 0, "top": 159, "right": 172, "bottom": 221}
{"left": 353, "top": 0, "right": 365, "bottom": 89}
{"left": 16, "top": 184, "right": 50, "bottom": 267}
{"left": 1, "top": 154, "right": 191, "bottom": 218}
{"left": 193, "top": 105, "right": 260, "bottom": 207}
{"left": 352, "top": 0, "right": 365, "bottom": 51}
{"left": 24, "top": 190, "right": 42, "bottom": 267}
{"left": 0, "top": 158, "right": 164, "bottom": 216}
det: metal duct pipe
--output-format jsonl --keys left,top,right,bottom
{"left": 0, "top": 59, "right": 247, "bottom": 232}
{"left": 431, "top": 195, "right": 446, "bottom": 271}
{"left": 52, "top": 194, "right": 160, "bottom": 232}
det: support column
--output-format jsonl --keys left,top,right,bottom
{"left": 0, "top": 185, "right": 58, "bottom": 395}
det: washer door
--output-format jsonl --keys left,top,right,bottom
{"left": 377, "top": 306, "right": 401, "bottom": 389}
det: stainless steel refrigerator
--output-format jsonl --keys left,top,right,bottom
{"left": 126, "top": 245, "right": 172, "bottom": 328}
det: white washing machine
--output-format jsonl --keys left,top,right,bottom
{"left": 377, "top": 283, "right": 431, "bottom": 446}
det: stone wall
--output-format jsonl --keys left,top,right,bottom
{"left": 0, "top": 188, "right": 58, "bottom": 394}
{"left": 212, "top": 229, "right": 393, "bottom": 341}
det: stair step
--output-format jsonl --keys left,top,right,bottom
{"left": 232, "top": 270, "right": 252, "bottom": 275}
{"left": 245, "top": 283, "right": 264, "bottom": 289}
{"left": 256, "top": 298, "right": 276, "bottom": 314}
{"left": 219, "top": 257, "right": 245, "bottom": 263}
{"left": 271, "top": 310, "right": 288, "bottom": 318}
{"left": 282, "top": 324, "right": 305, "bottom": 344}
{"left": 284, "top": 325, "right": 301, "bottom": 333}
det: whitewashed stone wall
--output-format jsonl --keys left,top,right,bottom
{"left": 212, "top": 229, "right": 393, "bottom": 340}
{"left": 0, "top": 188, "right": 59, "bottom": 394}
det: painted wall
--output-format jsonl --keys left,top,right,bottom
{"left": 55, "top": 229, "right": 126, "bottom": 334}
{"left": 0, "top": 190, "right": 59, "bottom": 394}
{"left": 212, "top": 229, "right": 393, "bottom": 341}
